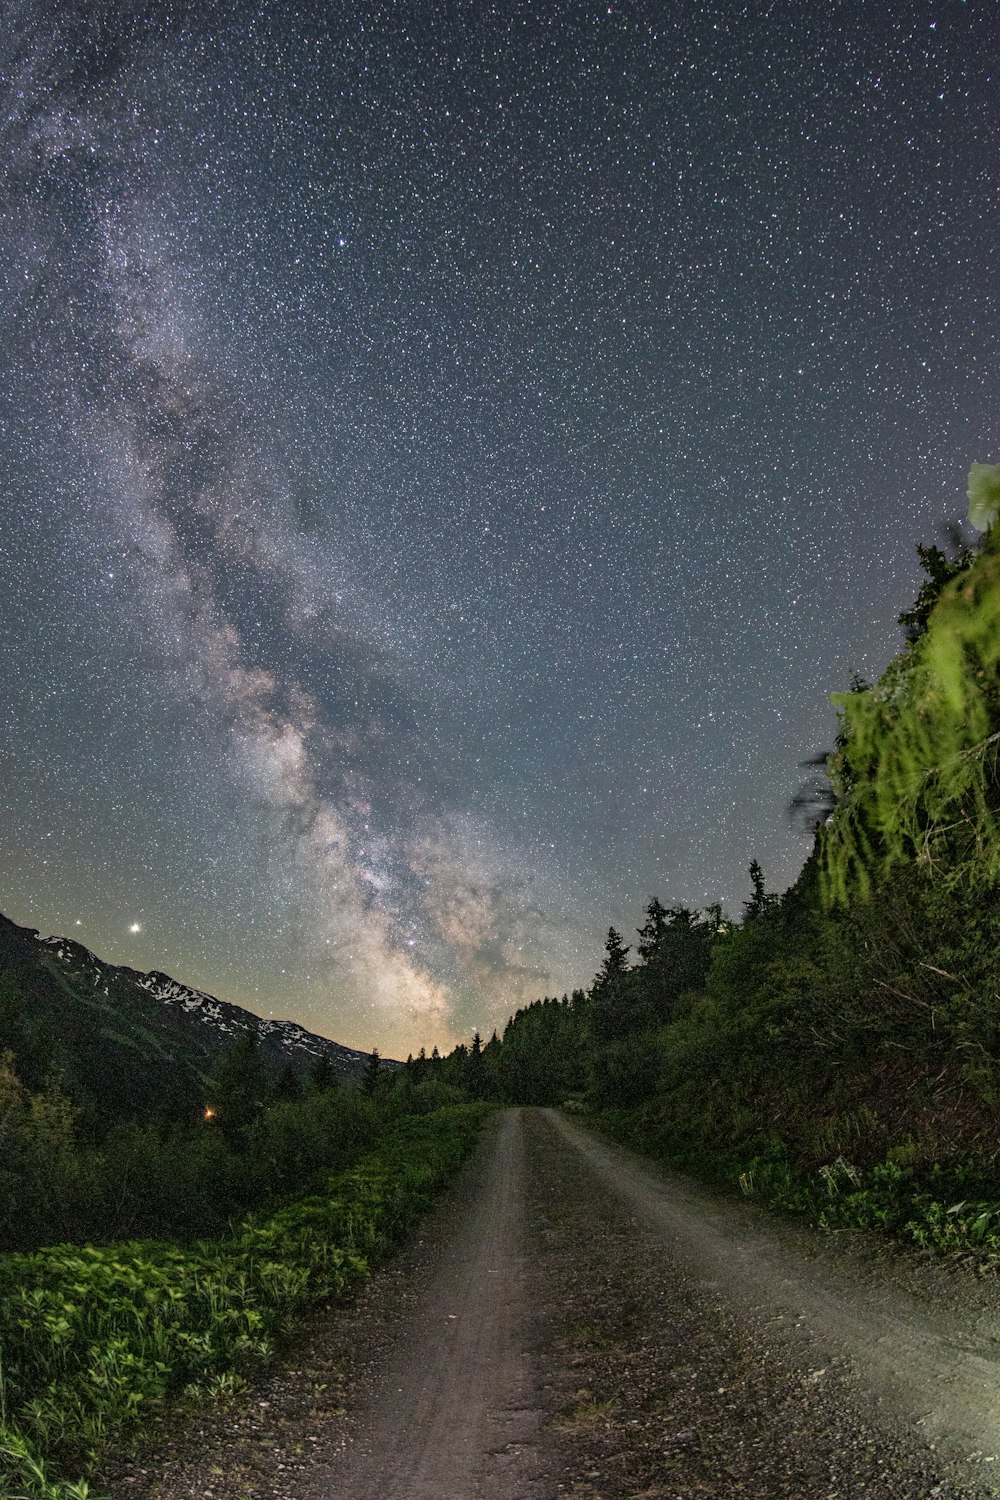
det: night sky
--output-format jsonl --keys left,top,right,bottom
{"left": 1, "top": 2, "right": 997, "bottom": 1056}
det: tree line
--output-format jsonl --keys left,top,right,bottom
{"left": 0, "top": 1027, "right": 465, "bottom": 1252}
{"left": 437, "top": 478, "right": 1000, "bottom": 1196}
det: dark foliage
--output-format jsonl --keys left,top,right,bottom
{"left": 434, "top": 524, "right": 1000, "bottom": 1208}
{"left": 0, "top": 1032, "right": 447, "bottom": 1253}
{"left": 897, "top": 541, "right": 972, "bottom": 643}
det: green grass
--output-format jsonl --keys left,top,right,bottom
{"left": 0, "top": 1104, "right": 488, "bottom": 1500}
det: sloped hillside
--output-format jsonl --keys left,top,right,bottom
{"left": 0, "top": 913, "right": 378, "bottom": 1120}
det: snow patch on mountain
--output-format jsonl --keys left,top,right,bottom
{"left": 36, "top": 929, "right": 383, "bottom": 1076}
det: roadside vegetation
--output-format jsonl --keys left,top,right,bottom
{"left": 0, "top": 1022, "right": 468, "bottom": 1252}
{"left": 0, "top": 888, "right": 490, "bottom": 1500}
{"left": 442, "top": 465, "right": 1000, "bottom": 1264}
{"left": 0, "top": 1101, "right": 487, "bottom": 1500}
{"left": 0, "top": 1008, "right": 488, "bottom": 1498}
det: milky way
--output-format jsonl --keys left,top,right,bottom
{"left": 1, "top": 2, "right": 997, "bottom": 1054}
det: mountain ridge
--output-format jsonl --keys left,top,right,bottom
{"left": 0, "top": 911, "right": 390, "bottom": 1120}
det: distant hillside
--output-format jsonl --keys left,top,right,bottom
{"left": 0, "top": 912, "right": 383, "bottom": 1121}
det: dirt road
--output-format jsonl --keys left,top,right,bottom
{"left": 315, "top": 1109, "right": 545, "bottom": 1500}
{"left": 112, "top": 1110, "right": 1000, "bottom": 1500}
{"left": 549, "top": 1111, "right": 1000, "bottom": 1467}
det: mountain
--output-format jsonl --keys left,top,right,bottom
{"left": 0, "top": 912, "right": 384, "bottom": 1122}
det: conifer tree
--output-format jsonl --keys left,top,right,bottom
{"left": 307, "top": 1053, "right": 335, "bottom": 1093}
{"left": 590, "top": 928, "right": 633, "bottom": 1043}
{"left": 897, "top": 543, "right": 971, "bottom": 643}
{"left": 637, "top": 897, "right": 669, "bottom": 961}
{"left": 208, "top": 1030, "right": 267, "bottom": 1147}
{"left": 598, "top": 926, "right": 630, "bottom": 982}
{"left": 743, "top": 861, "right": 777, "bottom": 922}
{"left": 363, "top": 1047, "right": 381, "bottom": 1095}
{"left": 465, "top": 1031, "right": 486, "bottom": 1099}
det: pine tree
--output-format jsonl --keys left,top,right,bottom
{"left": 363, "top": 1047, "right": 382, "bottom": 1096}
{"left": 208, "top": 1031, "right": 267, "bottom": 1148}
{"left": 636, "top": 898, "right": 669, "bottom": 962}
{"left": 307, "top": 1054, "right": 335, "bottom": 1093}
{"left": 465, "top": 1031, "right": 486, "bottom": 1099}
{"left": 590, "top": 928, "right": 634, "bottom": 1043}
{"left": 449, "top": 1042, "right": 468, "bottom": 1088}
{"left": 743, "top": 861, "right": 777, "bottom": 922}
{"left": 598, "top": 927, "right": 630, "bottom": 983}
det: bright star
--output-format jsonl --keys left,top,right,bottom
{"left": 128, "top": 922, "right": 142, "bottom": 934}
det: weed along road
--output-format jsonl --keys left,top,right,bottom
{"left": 113, "top": 1110, "right": 1000, "bottom": 1500}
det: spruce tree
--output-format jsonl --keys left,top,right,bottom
{"left": 208, "top": 1031, "right": 267, "bottom": 1148}
{"left": 598, "top": 926, "right": 630, "bottom": 982}
{"left": 308, "top": 1053, "right": 335, "bottom": 1093}
{"left": 637, "top": 898, "right": 669, "bottom": 961}
{"left": 743, "top": 861, "right": 777, "bottom": 922}
{"left": 465, "top": 1031, "right": 486, "bottom": 1099}
{"left": 590, "top": 928, "right": 633, "bottom": 1043}
{"left": 363, "top": 1047, "right": 381, "bottom": 1095}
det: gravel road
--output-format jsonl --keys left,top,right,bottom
{"left": 109, "top": 1109, "right": 1000, "bottom": 1500}
{"left": 311, "top": 1109, "right": 545, "bottom": 1500}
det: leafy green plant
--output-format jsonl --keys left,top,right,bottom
{"left": 819, "top": 485, "right": 1000, "bottom": 904}
{"left": 0, "top": 1105, "right": 487, "bottom": 1500}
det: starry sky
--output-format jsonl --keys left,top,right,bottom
{"left": 1, "top": 1, "right": 997, "bottom": 1056}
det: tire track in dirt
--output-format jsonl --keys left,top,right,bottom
{"left": 313, "top": 1107, "right": 551, "bottom": 1499}
{"left": 108, "top": 1110, "right": 1000, "bottom": 1499}
{"left": 544, "top": 1109, "right": 1000, "bottom": 1492}
{"left": 320, "top": 1109, "right": 1000, "bottom": 1497}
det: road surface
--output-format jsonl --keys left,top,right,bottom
{"left": 111, "top": 1109, "right": 1000, "bottom": 1500}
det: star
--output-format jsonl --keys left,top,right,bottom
{"left": 0, "top": 2, "right": 995, "bottom": 1057}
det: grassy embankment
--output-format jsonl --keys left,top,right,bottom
{"left": 598, "top": 1094, "right": 1000, "bottom": 1265}
{"left": 0, "top": 1103, "right": 489, "bottom": 1500}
